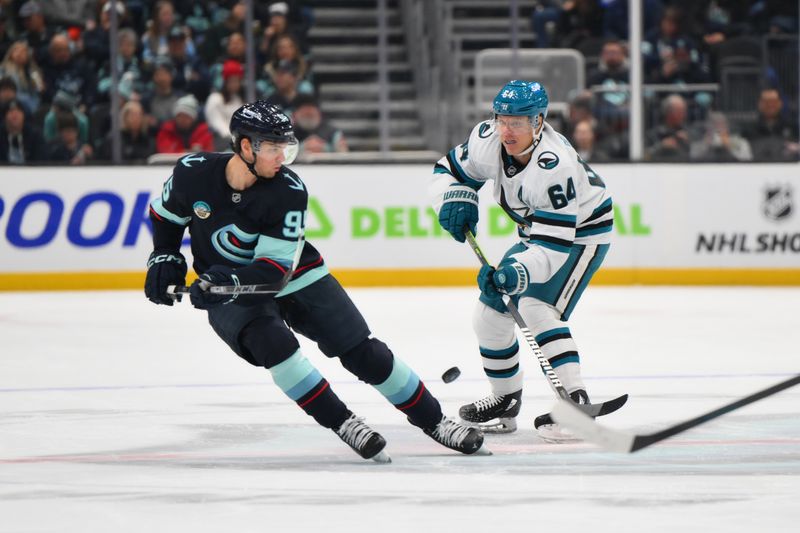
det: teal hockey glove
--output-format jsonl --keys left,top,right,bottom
{"left": 438, "top": 185, "right": 479, "bottom": 243}
{"left": 493, "top": 259, "right": 529, "bottom": 296}
{"left": 477, "top": 264, "right": 501, "bottom": 299}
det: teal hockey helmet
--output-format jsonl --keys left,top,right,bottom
{"left": 492, "top": 80, "right": 549, "bottom": 121}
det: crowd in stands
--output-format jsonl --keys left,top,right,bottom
{"left": 0, "top": 0, "right": 797, "bottom": 164}
{"left": 0, "top": 0, "right": 347, "bottom": 165}
{"left": 538, "top": 0, "right": 799, "bottom": 162}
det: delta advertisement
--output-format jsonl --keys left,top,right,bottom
{"left": 0, "top": 162, "right": 797, "bottom": 288}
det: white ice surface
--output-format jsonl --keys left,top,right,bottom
{"left": 1, "top": 287, "right": 798, "bottom": 532}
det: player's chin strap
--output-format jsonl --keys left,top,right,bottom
{"left": 515, "top": 132, "right": 543, "bottom": 157}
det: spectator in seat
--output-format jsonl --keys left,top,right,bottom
{"left": 166, "top": 25, "right": 209, "bottom": 102}
{"left": 18, "top": 1, "right": 52, "bottom": 66}
{"left": 554, "top": 0, "right": 604, "bottom": 49}
{"left": 587, "top": 39, "right": 629, "bottom": 132}
{"left": 142, "top": 1, "right": 197, "bottom": 67}
{"left": 42, "top": 89, "right": 89, "bottom": 145}
{"left": 99, "top": 100, "right": 155, "bottom": 163}
{"left": 264, "top": 33, "right": 309, "bottom": 85}
{"left": 646, "top": 93, "right": 692, "bottom": 161}
{"left": 204, "top": 59, "right": 244, "bottom": 150}
{"left": 262, "top": 59, "right": 313, "bottom": 113}
{"left": 260, "top": 2, "right": 295, "bottom": 60}
{"left": 691, "top": 111, "right": 752, "bottom": 162}
{"left": 571, "top": 119, "right": 610, "bottom": 163}
{"left": 291, "top": 95, "right": 348, "bottom": 155}
{"left": 96, "top": 27, "right": 144, "bottom": 104}
{"left": 142, "top": 57, "right": 183, "bottom": 127}
{"left": 155, "top": 94, "right": 213, "bottom": 153}
{"left": 200, "top": 0, "right": 246, "bottom": 64}
{"left": 0, "top": 97, "right": 46, "bottom": 163}
{"left": 744, "top": 88, "right": 800, "bottom": 161}
{"left": 208, "top": 31, "right": 246, "bottom": 92}
{"left": 83, "top": 0, "right": 131, "bottom": 72}
{"left": 641, "top": 7, "right": 710, "bottom": 84}
{"left": 0, "top": 40, "right": 45, "bottom": 114}
{"left": 41, "top": 33, "right": 96, "bottom": 109}
{"left": 46, "top": 110, "right": 93, "bottom": 164}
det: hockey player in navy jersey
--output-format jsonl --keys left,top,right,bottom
{"left": 145, "top": 101, "right": 485, "bottom": 461}
{"left": 430, "top": 81, "right": 614, "bottom": 441}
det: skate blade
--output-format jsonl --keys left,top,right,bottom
{"left": 475, "top": 417, "right": 517, "bottom": 434}
{"left": 472, "top": 444, "right": 493, "bottom": 456}
{"left": 536, "top": 424, "right": 582, "bottom": 444}
{"left": 370, "top": 450, "right": 392, "bottom": 464}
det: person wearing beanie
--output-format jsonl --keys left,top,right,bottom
{"left": 204, "top": 59, "right": 245, "bottom": 150}
{"left": 155, "top": 94, "right": 213, "bottom": 153}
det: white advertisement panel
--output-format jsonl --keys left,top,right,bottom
{"left": 0, "top": 163, "right": 797, "bottom": 277}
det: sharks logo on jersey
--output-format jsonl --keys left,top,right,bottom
{"left": 537, "top": 151, "right": 559, "bottom": 170}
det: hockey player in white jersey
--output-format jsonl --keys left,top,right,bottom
{"left": 430, "top": 80, "right": 613, "bottom": 441}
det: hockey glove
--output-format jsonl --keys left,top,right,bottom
{"left": 477, "top": 264, "right": 501, "bottom": 299}
{"left": 493, "top": 259, "right": 530, "bottom": 296}
{"left": 145, "top": 250, "right": 187, "bottom": 306}
{"left": 438, "top": 185, "right": 479, "bottom": 243}
{"left": 189, "top": 265, "right": 240, "bottom": 309}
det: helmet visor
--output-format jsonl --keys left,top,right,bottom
{"left": 251, "top": 135, "right": 299, "bottom": 165}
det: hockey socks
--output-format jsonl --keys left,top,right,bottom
{"left": 534, "top": 327, "right": 585, "bottom": 393}
{"left": 480, "top": 340, "right": 523, "bottom": 394}
{"left": 374, "top": 357, "right": 442, "bottom": 429}
{"left": 268, "top": 349, "right": 349, "bottom": 429}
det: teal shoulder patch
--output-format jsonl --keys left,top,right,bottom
{"left": 478, "top": 122, "right": 493, "bottom": 138}
{"left": 537, "top": 151, "right": 559, "bottom": 170}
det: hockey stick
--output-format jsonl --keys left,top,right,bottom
{"left": 551, "top": 373, "right": 800, "bottom": 453}
{"left": 464, "top": 230, "right": 627, "bottom": 418}
{"left": 167, "top": 232, "right": 306, "bottom": 297}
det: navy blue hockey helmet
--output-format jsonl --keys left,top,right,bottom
{"left": 492, "top": 80, "right": 549, "bottom": 123}
{"left": 230, "top": 101, "right": 298, "bottom": 163}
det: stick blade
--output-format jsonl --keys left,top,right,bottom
{"left": 550, "top": 400, "right": 635, "bottom": 453}
{"left": 577, "top": 393, "right": 629, "bottom": 417}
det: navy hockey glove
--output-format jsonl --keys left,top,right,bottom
{"left": 438, "top": 185, "right": 479, "bottom": 243}
{"left": 145, "top": 250, "right": 187, "bottom": 306}
{"left": 493, "top": 259, "right": 530, "bottom": 296}
{"left": 189, "top": 265, "right": 240, "bottom": 309}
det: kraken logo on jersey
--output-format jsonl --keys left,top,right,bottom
{"left": 193, "top": 201, "right": 212, "bottom": 219}
{"left": 537, "top": 151, "right": 559, "bottom": 170}
{"left": 211, "top": 224, "right": 258, "bottom": 264}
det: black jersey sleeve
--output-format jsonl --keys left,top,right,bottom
{"left": 230, "top": 171, "right": 308, "bottom": 286}
{"left": 148, "top": 165, "right": 192, "bottom": 251}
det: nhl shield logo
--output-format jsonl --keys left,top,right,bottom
{"left": 763, "top": 185, "right": 792, "bottom": 221}
{"left": 193, "top": 201, "right": 212, "bottom": 219}
{"left": 231, "top": 192, "right": 241, "bottom": 203}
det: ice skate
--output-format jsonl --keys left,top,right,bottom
{"left": 334, "top": 413, "right": 391, "bottom": 463}
{"left": 535, "top": 389, "right": 589, "bottom": 443}
{"left": 459, "top": 390, "right": 522, "bottom": 434}
{"left": 419, "top": 415, "right": 490, "bottom": 455}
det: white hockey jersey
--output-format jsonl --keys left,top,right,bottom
{"left": 430, "top": 120, "right": 613, "bottom": 284}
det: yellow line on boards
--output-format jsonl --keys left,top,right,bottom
{"left": 0, "top": 268, "right": 799, "bottom": 291}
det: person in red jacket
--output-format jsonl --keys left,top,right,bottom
{"left": 155, "top": 94, "right": 214, "bottom": 153}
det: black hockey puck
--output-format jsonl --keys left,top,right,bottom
{"left": 442, "top": 366, "right": 461, "bottom": 384}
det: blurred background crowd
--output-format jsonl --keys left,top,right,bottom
{"left": 0, "top": 0, "right": 797, "bottom": 165}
